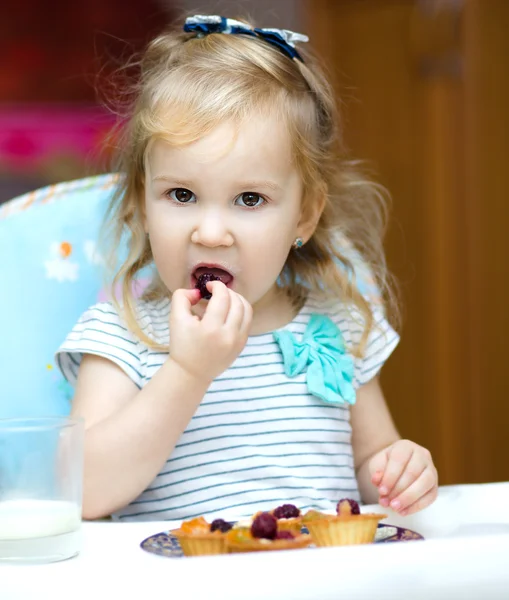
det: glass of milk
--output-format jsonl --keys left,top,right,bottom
{"left": 0, "top": 416, "right": 84, "bottom": 563}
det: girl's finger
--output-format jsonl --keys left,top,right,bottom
{"left": 398, "top": 483, "right": 438, "bottom": 516}
{"left": 224, "top": 291, "right": 245, "bottom": 330}
{"left": 202, "top": 281, "right": 230, "bottom": 326}
{"left": 385, "top": 454, "right": 427, "bottom": 505}
{"left": 171, "top": 288, "right": 202, "bottom": 320}
{"left": 369, "top": 450, "right": 389, "bottom": 487}
{"left": 377, "top": 444, "right": 413, "bottom": 498}
{"left": 371, "top": 470, "right": 384, "bottom": 487}
{"left": 388, "top": 466, "right": 437, "bottom": 513}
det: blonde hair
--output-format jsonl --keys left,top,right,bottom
{"left": 102, "top": 17, "right": 399, "bottom": 355}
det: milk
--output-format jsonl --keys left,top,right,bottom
{"left": 0, "top": 499, "right": 82, "bottom": 562}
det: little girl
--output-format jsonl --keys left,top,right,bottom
{"left": 56, "top": 15, "right": 438, "bottom": 522}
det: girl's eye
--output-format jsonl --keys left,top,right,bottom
{"left": 236, "top": 192, "right": 265, "bottom": 208}
{"left": 168, "top": 188, "right": 195, "bottom": 203}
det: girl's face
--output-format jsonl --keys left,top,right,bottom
{"left": 144, "top": 112, "right": 308, "bottom": 318}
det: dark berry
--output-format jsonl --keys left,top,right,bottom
{"left": 275, "top": 531, "right": 295, "bottom": 540}
{"left": 251, "top": 512, "right": 278, "bottom": 540}
{"left": 195, "top": 273, "right": 222, "bottom": 300}
{"left": 273, "top": 504, "right": 301, "bottom": 519}
{"left": 336, "top": 498, "right": 360, "bottom": 516}
{"left": 210, "top": 518, "right": 232, "bottom": 533}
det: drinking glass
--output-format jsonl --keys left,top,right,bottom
{"left": 0, "top": 416, "right": 84, "bottom": 562}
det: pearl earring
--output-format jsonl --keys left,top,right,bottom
{"left": 293, "top": 237, "right": 304, "bottom": 249}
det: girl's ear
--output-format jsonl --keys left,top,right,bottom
{"left": 297, "top": 188, "right": 326, "bottom": 243}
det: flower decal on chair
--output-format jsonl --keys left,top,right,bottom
{"left": 44, "top": 241, "right": 79, "bottom": 282}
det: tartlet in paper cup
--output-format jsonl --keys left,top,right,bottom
{"left": 303, "top": 499, "right": 387, "bottom": 547}
{"left": 304, "top": 513, "right": 386, "bottom": 546}
{"left": 172, "top": 517, "right": 232, "bottom": 556}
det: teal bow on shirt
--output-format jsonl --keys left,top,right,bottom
{"left": 273, "top": 314, "right": 356, "bottom": 405}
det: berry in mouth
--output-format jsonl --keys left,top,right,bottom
{"left": 195, "top": 273, "right": 222, "bottom": 300}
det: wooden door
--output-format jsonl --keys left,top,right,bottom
{"left": 304, "top": 0, "right": 509, "bottom": 484}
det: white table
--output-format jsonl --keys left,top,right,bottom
{"left": 3, "top": 482, "right": 509, "bottom": 600}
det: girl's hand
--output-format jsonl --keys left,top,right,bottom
{"left": 368, "top": 439, "right": 438, "bottom": 516}
{"left": 169, "top": 281, "right": 253, "bottom": 384}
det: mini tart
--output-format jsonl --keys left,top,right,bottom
{"left": 225, "top": 527, "right": 312, "bottom": 554}
{"left": 304, "top": 512, "right": 387, "bottom": 547}
{"left": 172, "top": 517, "right": 227, "bottom": 556}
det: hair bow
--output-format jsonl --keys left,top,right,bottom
{"left": 273, "top": 314, "right": 356, "bottom": 405}
{"left": 183, "top": 15, "right": 309, "bottom": 62}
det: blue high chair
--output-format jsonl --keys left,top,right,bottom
{"left": 0, "top": 174, "right": 381, "bottom": 419}
{"left": 0, "top": 175, "right": 119, "bottom": 418}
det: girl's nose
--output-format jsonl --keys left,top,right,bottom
{"left": 190, "top": 209, "right": 234, "bottom": 247}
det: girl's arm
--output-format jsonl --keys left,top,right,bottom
{"left": 71, "top": 353, "right": 209, "bottom": 520}
{"left": 351, "top": 377, "right": 438, "bottom": 514}
{"left": 351, "top": 377, "right": 400, "bottom": 503}
{"left": 72, "top": 283, "right": 252, "bottom": 520}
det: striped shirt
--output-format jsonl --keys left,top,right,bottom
{"left": 56, "top": 295, "right": 399, "bottom": 522}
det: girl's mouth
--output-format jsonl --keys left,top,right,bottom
{"left": 191, "top": 266, "right": 234, "bottom": 298}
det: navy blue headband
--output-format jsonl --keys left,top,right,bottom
{"left": 183, "top": 15, "right": 309, "bottom": 62}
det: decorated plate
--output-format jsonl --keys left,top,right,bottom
{"left": 140, "top": 524, "right": 424, "bottom": 558}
